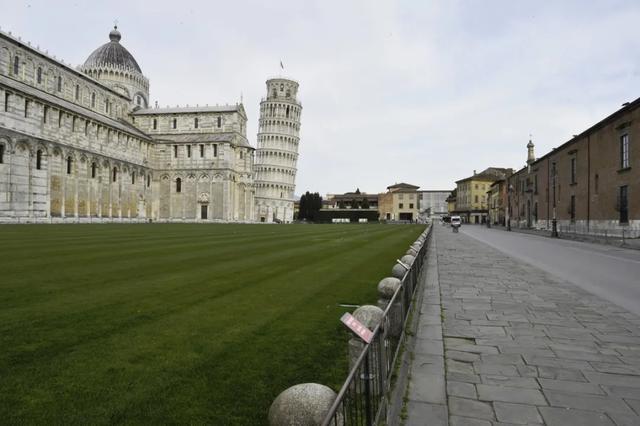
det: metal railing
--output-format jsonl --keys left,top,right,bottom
{"left": 322, "top": 225, "right": 432, "bottom": 426}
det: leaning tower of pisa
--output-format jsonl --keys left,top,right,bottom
{"left": 254, "top": 78, "right": 302, "bottom": 223}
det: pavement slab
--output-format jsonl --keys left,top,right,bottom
{"left": 399, "top": 225, "right": 640, "bottom": 426}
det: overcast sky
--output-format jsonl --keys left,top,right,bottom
{"left": 3, "top": 0, "right": 640, "bottom": 195}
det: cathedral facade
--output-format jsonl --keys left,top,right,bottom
{"left": 0, "top": 27, "right": 300, "bottom": 223}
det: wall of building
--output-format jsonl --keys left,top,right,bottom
{"left": 507, "top": 102, "right": 640, "bottom": 232}
{"left": 0, "top": 30, "right": 257, "bottom": 223}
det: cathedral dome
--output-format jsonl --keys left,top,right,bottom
{"left": 83, "top": 26, "right": 142, "bottom": 74}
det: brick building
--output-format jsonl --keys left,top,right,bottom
{"left": 507, "top": 99, "right": 640, "bottom": 232}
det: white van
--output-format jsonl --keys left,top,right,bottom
{"left": 450, "top": 216, "right": 462, "bottom": 228}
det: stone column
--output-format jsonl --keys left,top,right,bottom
{"left": 377, "top": 277, "right": 403, "bottom": 339}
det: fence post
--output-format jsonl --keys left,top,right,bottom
{"left": 364, "top": 353, "right": 373, "bottom": 426}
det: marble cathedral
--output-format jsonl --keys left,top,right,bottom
{"left": 0, "top": 27, "right": 301, "bottom": 223}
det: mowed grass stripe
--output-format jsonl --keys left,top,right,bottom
{"left": 0, "top": 224, "right": 423, "bottom": 425}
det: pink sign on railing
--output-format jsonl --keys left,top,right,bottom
{"left": 340, "top": 313, "right": 374, "bottom": 344}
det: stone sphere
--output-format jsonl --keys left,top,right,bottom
{"left": 377, "top": 277, "right": 402, "bottom": 299}
{"left": 353, "top": 305, "right": 384, "bottom": 329}
{"left": 405, "top": 248, "right": 418, "bottom": 257}
{"left": 401, "top": 255, "right": 415, "bottom": 266}
{"left": 392, "top": 263, "right": 407, "bottom": 279}
{"left": 269, "top": 383, "right": 337, "bottom": 426}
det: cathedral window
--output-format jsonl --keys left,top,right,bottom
{"left": 58, "top": 110, "right": 63, "bottom": 127}
{"left": 286, "top": 89, "right": 290, "bottom": 98}
{"left": 176, "top": 178, "right": 182, "bottom": 193}
{"left": 240, "top": 151, "right": 243, "bottom": 159}
{"left": 173, "top": 145, "right": 178, "bottom": 158}
{"left": 213, "top": 144, "right": 218, "bottom": 157}
{"left": 217, "top": 116, "right": 221, "bottom": 128}
{"left": 57, "top": 76, "right": 62, "bottom": 92}
{"left": 13, "top": 56, "right": 19, "bottom": 75}
{"left": 172, "top": 118, "right": 177, "bottom": 129}
{"left": 37, "top": 67, "right": 42, "bottom": 84}
{"left": 75, "top": 85, "right": 80, "bottom": 101}
{"left": 0, "top": 144, "right": 4, "bottom": 163}
{"left": 66, "top": 156, "right": 72, "bottom": 175}
{"left": 200, "top": 144, "right": 204, "bottom": 158}
{"left": 187, "top": 145, "right": 191, "bottom": 158}
{"left": 132, "top": 172, "right": 135, "bottom": 184}
{"left": 24, "top": 99, "right": 29, "bottom": 118}
{"left": 91, "top": 162, "right": 96, "bottom": 178}
{"left": 194, "top": 117, "right": 198, "bottom": 128}
{"left": 286, "top": 106, "right": 289, "bottom": 118}
{"left": 72, "top": 116, "right": 77, "bottom": 131}
{"left": 91, "top": 93, "right": 96, "bottom": 108}
{"left": 36, "top": 150, "right": 42, "bottom": 170}
{"left": 147, "top": 175, "right": 151, "bottom": 187}
{"left": 153, "top": 118, "right": 157, "bottom": 130}
{"left": 112, "top": 167, "right": 117, "bottom": 182}
{"left": 85, "top": 121, "right": 89, "bottom": 135}
{"left": 4, "top": 92, "right": 10, "bottom": 112}
{"left": 43, "top": 105, "right": 48, "bottom": 123}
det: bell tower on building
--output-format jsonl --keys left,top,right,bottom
{"left": 254, "top": 78, "right": 302, "bottom": 222}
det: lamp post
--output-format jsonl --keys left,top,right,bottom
{"left": 506, "top": 183, "right": 513, "bottom": 231}
{"left": 551, "top": 163, "right": 558, "bottom": 237}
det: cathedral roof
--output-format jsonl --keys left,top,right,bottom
{"left": 83, "top": 26, "right": 142, "bottom": 74}
{"left": 132, "top": 105, "right": 242, "bottom": 115}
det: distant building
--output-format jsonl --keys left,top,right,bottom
{"left": 487, "top": 179, "right": 507, "bottom": 225}
{"left": 453, "top": 168, "right": 513, "bottom": 223}
{"left": 378, "top": 183, "right": 420, "bottom": 221}
{"left": 325, "top": 188, "right": 379, "bottom": 210}
{"left": 316, "top": 188, "right": 379, "bottom": 222}
{"left": 417, "top": 190, "right": 450, "bottom": 220}
{"left": 446, "top": 189, "right": 456, "bottom": 214}
{"left": 507, "top": 99, "right": 640, "bottom": 232}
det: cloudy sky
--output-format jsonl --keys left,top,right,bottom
{"left": 3, "top": 0, "right": 640, "bottom": 195}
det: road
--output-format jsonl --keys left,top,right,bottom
{"left": 458, "top": 224, "right": 640, "bottom": 316}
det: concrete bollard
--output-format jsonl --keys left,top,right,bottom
{"left": 377, "top": 277, "right": 402, "bottom": 309}
{"left": 391, "top": 263, "right": 407, "bottom": 279}
{"left": 269, "top": 383, "right": 339, "bottom": 426}
{"left": 405, "top": 247, "right": 418, "bottom": 257}
{"left": 377, "top": 277, "right": 403, "bottom": 338}
{"left": 400, "top": 254, "right": 415, "bottom": 266}
{"left": 348, "top": 305, "right": 384, "bottom": 370}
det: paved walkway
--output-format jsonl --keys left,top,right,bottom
{"left": 404, "top": 225, "right": 640, "bottom": 426}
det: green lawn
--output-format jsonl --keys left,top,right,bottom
{"left": 0, "top": 223, "right": 423, "bottom": 425}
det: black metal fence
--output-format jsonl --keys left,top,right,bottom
{"left": 321, "top": 225, "right": 432, "bottom": 426}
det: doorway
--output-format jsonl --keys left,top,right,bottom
{"left": 201, "top": 204, "right": 208, "bottom": 220}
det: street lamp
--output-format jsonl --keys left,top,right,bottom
{"left": 551, "top": 163, "right": 558, "bottom": 238}
{"left": 506, "top": 184, "right": 513, "bottom": 231}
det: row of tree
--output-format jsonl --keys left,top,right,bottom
{"left": 298, "top": 191, "right": 323, "bottom": 221}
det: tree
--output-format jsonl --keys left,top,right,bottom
{"left": 298, "top": 192, "right": 308, "bottom": 220}
{"left": 298, "top": 191, "right": 322, "bottom": 221}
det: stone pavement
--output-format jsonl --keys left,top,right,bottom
{"left": 403, "top": 224, "right": 640, "bottom": 426}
